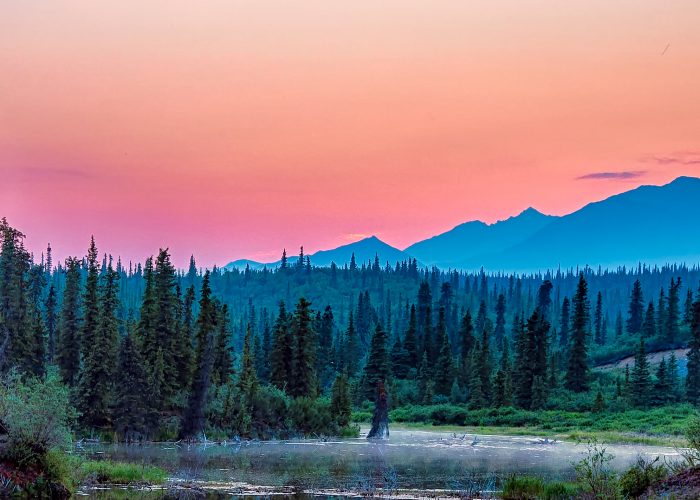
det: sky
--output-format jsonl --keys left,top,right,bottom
{"left": 2, "top": 1, "right": 700, "bottom": 268}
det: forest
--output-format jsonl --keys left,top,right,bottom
{"left": 2, "top": 216, "right": 700, "bottom": 442}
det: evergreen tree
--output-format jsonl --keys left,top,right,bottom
{"left": 113, "top": 332, "right": 150, "bottom": 440}
{"left": 174, "top": 285, "right": 195, "bottom": 388}
{"left": 685, "top": 289, "right": 695, "bottom": 326}
{"left": 403, "top": 305, "right": 419, "bottom": 367}
{"left": 651, "top": 357, "right": 670, "bottom": 406}
{"left": 642, "top": 302, "right": 656, "bottom": 339}
{"left": 594, "top": 292, "right": 604, "bottom": 345}
{"left": 56, "top": 257, "right": 82, "bottom": 385}
{"left": 237, "top": 324, "right": 258, "bottom": 408}
{"left": 417, "top": 351, "right": 434, "bottom": 404}
{"left": 458, "top": 310, "right": 475, "bottom": 383}
{"left": 182, "top": 271, "right": 217, "bottom": 438}
{"left": 565, "top": 274, "right": 590, "bottom": 393}
{"left": 343, "top": 312, "right": 360, "bottom": 378}
{"left": 657, "top": 288, "right": 667, "bottom": 339}
{"left": 212, "top": 303, "right": 234, "bottom": 385}
{"left": 150, "top": 249, "right": 180, "bottom": 397}
{"left": 270, "top": 301, "right": 293, "bottom": 390}
{"left": 77, "top": 260, "right": 120, "bottom": 429}
{"left": 290, "top": 297, "right": 317, "bottom": 398}
{"left": 0, "top": 221, "right": 27, "bottom": 372}
{"left": 629, "top": 338, "right": 651, "bottom": 408}
{"left": 627, "top": 279, "right": 645, "bottom": 334}
{"left": 317, "top": 305, "right": 335, "bottom": 388}
{"left": 45, "top": 284, "right": 57, "bottom": 364}
{"left": 494, "top": 294, "right": 507, "bottom": 347}
{"left": 434, "top": 307, "right": 454, "bottom": 395}
{"left": 362, "top": 324, "right": 390, "bottom": 400}
{"left": 81, "top": 237, "right": 100, "bottom": 352}
{"left": 559, "top": 297, "right": 570, "bottom": 347}
{"left": 686, "top": 295, "right": 700, "bottom": 403}
{"left": 493, "top": 341, "right": 512, "bottom": 407}
{"left": 330, "top": 373, "right": 352, "bottom": 427}
{"left": 665, "top": 277, "right": 681, "bottom": 343}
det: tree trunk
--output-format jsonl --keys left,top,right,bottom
{"left": 367, "top": 381, "right": 389, "bottom": 440}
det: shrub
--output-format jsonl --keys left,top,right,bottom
{"left": 619, "top": 456, "right": 667, "bottom": 498}
{"left": 0, "top": 368, "right": 76, "bottom": 465}
{"left": 502, "top": 475, "right": 544, "bottom": 499}
{"left": 573, "top": 438, "right": 619, "bottom": 499}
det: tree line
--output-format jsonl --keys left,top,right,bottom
{"left": 2, "top": 218, "right": 700, "bottom": 440}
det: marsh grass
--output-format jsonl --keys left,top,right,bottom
{"left": 79, "top": 460, "right": 168, "bottom": 485}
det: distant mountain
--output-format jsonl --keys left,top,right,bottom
{"left": 225, "top": 236, "right": 415, "bottom": 270}
{"left": 405, "top": 207, "right": 557, "bottom": 268}
{"left": 227, "top": 177, "right": 700, "bottom": 272}
{"left": 407, "top": 176, "right": 700, "bottom": 271}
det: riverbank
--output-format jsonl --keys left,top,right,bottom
{"left": 353, "top": 403, "right": 698, "bottom": 447}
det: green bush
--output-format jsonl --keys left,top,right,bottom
{"left": 288, "top": 396, "right": 336, "bottom": 436}
{"left": 502, "top": 475, "right": 544, "bottom": 499}
{"left": 0, "top": 368, "right": 76, "bottom": 465}
{"left": 619, "top": 456, "right": 667, "bottom": 498}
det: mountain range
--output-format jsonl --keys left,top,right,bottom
{"left": 225, "top": 176, "right": 700, "bottom": 272}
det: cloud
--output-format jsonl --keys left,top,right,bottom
{"left": 576, "top": 170, "right": 647, "bottom": 180}
{"left": 641, "top": 151, "right": 700, "bottom": 166}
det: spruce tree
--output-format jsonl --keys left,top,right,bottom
{"left": 362, "top": 324, "right": 390, "bottom": 401}
{"left": 182, "top": 271, "right": 217, "bottom": 438}
{"left": 113, "top": 332, "right": 149, "bottom": 440}
{"left": 237, "top": 324, "right": 258, "bottom": 408}
{"left": 56, "top": 257, "right": 82, "bottom": 385}
{"left": 559, "top": 297, "right": 570, "bottom": 347}
{"left": 434, "top": 307, "right": 454, "bottom": 395}
{"left": 686, "top": 295, "right": 700, "bottom": 403}
{"left": 81, "top": 237, "right": 100, "bottom": 353}
{"left": 77, "top": 260, "right": 120, "bottom": 430}
{"left": 627, "top": 279, "right": 644, "bottom": 334}
{"left": 270, "top": 301, "right": 293, "bottom": 390}
{"left": 629, "top": 338, "right": 651, "bottom": 408}
{"left": 642, "top": 302, "right": 656, "bottom": 339}
{"left": 212, "top": 303, "right": 234, "bottom": 385}
{"left": 494, "top": 294, "right": 507, "bottom": 348}
{"left": 594, "top": 292, "right": 604, "bottom": 345}
{"left": 665, "top": 277, "right": 681, "bottom": 343}
{"left": 45, "top": 284, "right": 57, "bottom": 364}
{"left": 565, "top": 274, "right": 590, "bottom": 393}
{"left": 290, "top": 297, "right": 317, "bottom": 398}
{"left": 458, "top": 310, "right": 475, "bottom": 385}
{"left": 330, "top": 373, "right": 352, "bottom": 427}
{"left": 493, "top": 341, "right": 512, "bottom": 407}
{"left": 403, "top": 305, "right": 418, "bottom": 367}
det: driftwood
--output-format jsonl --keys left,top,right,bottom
{"left": 367, "top": 381, "right": 389, "bottom": 440}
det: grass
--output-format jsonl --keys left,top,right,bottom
{"left": 355, "top": 403, "right": 698, "bottom": 446}
{"left": 502, "top": 475, "right": 580, "bottom": 500}
{"left": 79, "top": 460, "right": 168, "bottom": 485}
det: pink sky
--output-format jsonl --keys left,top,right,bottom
{"left": 2, "top": 1, "right": 700, "bottom": 267}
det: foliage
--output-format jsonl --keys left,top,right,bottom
{"left": 619, "top": 456, "right": 667, "bottom": 498}
{"left": 0, "top": 368, "right": 75, "bottom": 465}
{"left": 78, "top": 460, "right": 167, "bottom": 484}
{"left": 573, "top": 438, "right": 618, "bottom": 499}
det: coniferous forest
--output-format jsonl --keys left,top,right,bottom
{"left": 3, "top": 217, "right": 700, "bottom": 443}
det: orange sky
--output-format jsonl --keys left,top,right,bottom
{"left": 2, "top": 1, "right": 700, "bottom": 267}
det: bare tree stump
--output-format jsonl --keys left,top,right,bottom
{"left": 367, "top": 381, "right": 389, "bottom": 440}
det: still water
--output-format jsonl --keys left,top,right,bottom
{"left": 78, "top": 428, "right": 680, "bottom": 497}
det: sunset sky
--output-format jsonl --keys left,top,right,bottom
{"left": 2, "top": 1, "right": 700, "bottom": 267}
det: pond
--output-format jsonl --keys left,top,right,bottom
{"left": 78, "top": 427, "right": 681, "bottom": 498}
